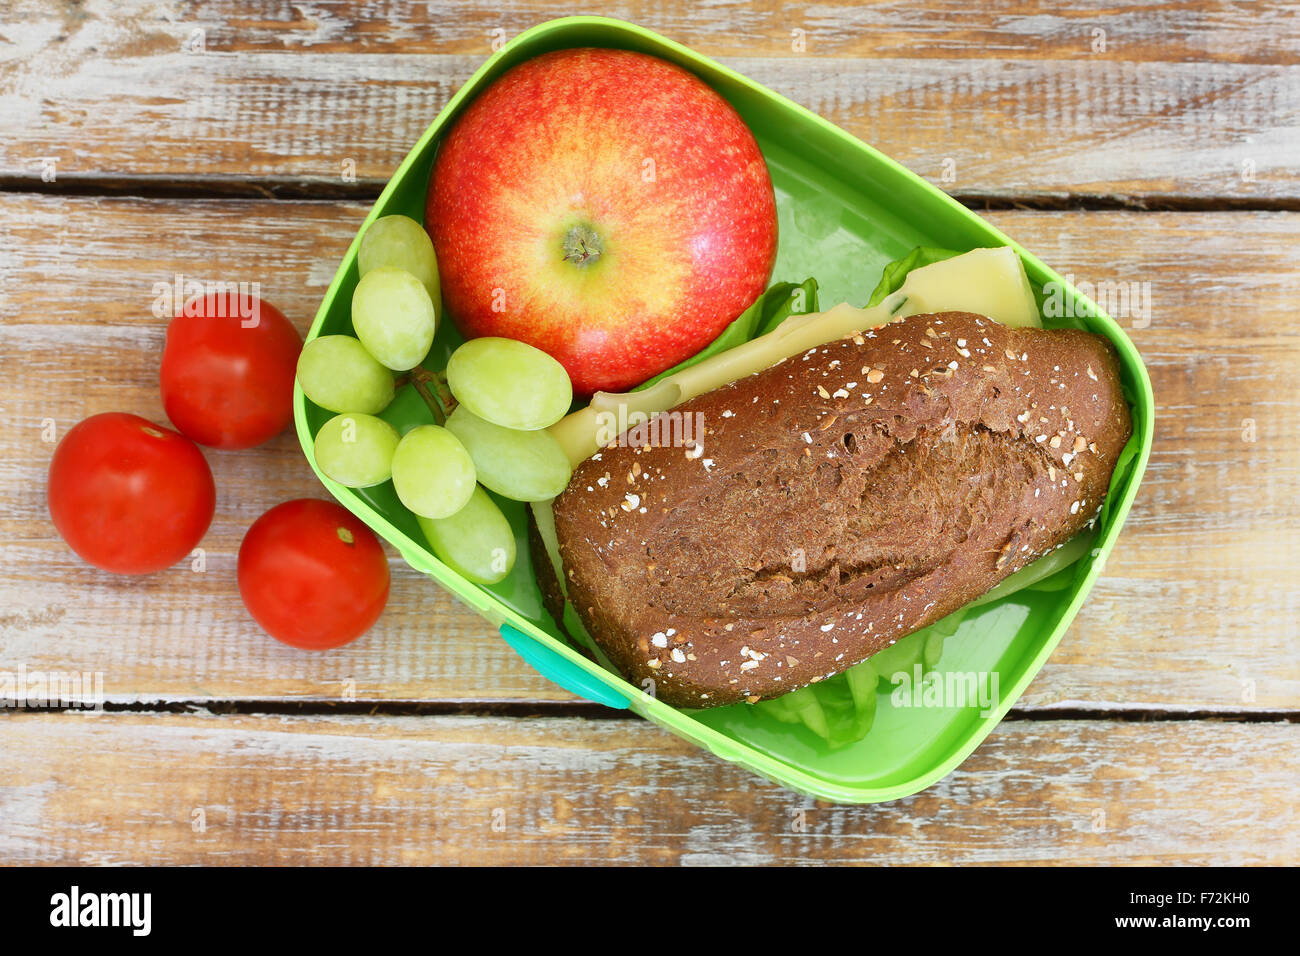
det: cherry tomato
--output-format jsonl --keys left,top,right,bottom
{"left": 48, "top": 413, "right": 216, "bottom": 574}
{"left": 237, "top": 499, "right": 389, "bottom": 649}
{"left": 160, "top": 291, "right": 302, "bottom": 449}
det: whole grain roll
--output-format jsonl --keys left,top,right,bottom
{"left": 544, "top": 312, "right": 1132, "bottom": 708}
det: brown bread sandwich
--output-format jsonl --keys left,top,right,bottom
{"left": 534, "top": 310, "right": 1131, "bottom": 708}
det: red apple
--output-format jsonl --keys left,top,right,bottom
{"left": 426, "top": 47, "right": 778, "bottom": 395}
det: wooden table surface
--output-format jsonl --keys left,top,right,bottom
{"left": 1, "top": 1, "right": 1297, "bottom": 865}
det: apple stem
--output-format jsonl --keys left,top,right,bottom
{"left": 563, "top": 237, "right": 595, "bottom": 264}
{"left": 561, "top": 223, "right": 603, "bottom": 266}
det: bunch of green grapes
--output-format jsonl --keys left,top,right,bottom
{"left": 295, "top": 215, "right": 574, "bottom": 585}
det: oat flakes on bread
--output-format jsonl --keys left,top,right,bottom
{"left": 537, "top": 311, "right": 1132, "bottom": 708}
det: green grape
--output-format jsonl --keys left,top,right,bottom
{"left": 297, "top": 335, "right": 396, "bottom": 414}
{"left": 445, "top": 337, "right": 572, "bottom": 430}
{"left": 445, "top": 406, "right": 572, "bottom": 502}
{"left": 352, "top": 267, "right": 437, "bottom": 371}
{"left": 358, "top": 215, "right": 441, "bottom": 304}
{"left": 312, "top": 413, "right": 400, "bottom": 488}
{"left": 417, "top": 485, "right": 516, "bottom": 585}
{"left": 390, "top": 424, "right": 475, "bottom": 519}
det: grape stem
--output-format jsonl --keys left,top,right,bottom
{"left": 409, "top": 367, "right": 456, "bottom": 425}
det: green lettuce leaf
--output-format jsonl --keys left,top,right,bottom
{"left": 750, "top": 609, "right": 963, "bottom": 749}
{"left": 756, "top": 663, "right": 877, "bottom": 749}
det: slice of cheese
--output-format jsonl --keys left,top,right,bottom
{"left": 550, "top": 247, "right": 1042, "bottom": 466}
{"left": 895, "top": 246, "right": 1041, "bottom": 328}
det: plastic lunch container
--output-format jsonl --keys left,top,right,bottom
{"left": 295, "top": 16, "right": 1154, "bottom": 803}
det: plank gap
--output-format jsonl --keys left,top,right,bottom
{"left": 3, "top": 176, "right": 1299, "bottom": 212}
{"left": 5, "top": 699, "right": 1297, "bottom": 722}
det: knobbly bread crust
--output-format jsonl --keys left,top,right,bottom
{"left": 546, "top": 312, "right": 1132, "bottom": 708}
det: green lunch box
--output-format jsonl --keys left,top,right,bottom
{"left": 295, "top": 15, "right": 1155, "bottom": 803}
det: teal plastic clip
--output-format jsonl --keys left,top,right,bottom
{"left": 499, "top": 623, "right": 631, "bottom": 710}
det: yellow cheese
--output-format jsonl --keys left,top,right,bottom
{"left": 895, "top": 246, "right": 1041, "bottom": 328}
{"left": 550, "top": 247, "right": 1041, "bottom": 466}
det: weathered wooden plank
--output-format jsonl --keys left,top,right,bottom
{"left": 0, "top": 712, "right": 1294, "bottom": 864}
{"left": 0, "top": 196, "right": 1297, "bottom": 708}
{"left": 0, "top": 2, "right": 1295, "bottom": 200}
{"left": 4, "top": 0, "right": 1295, "bottom": 62}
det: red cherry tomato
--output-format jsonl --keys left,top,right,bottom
{"left": 237, "top": 499, "right": 389, "bottom": 649}
{"left": 48, "top": 413, "right": 216, "bottom": 574}
{"left": 160, "top": 291, "right": 302, "bottom": 449}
